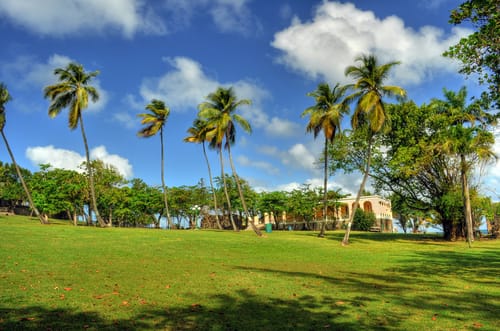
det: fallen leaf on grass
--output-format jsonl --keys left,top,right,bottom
{"left": 93, "top": 294, "right": 105, "bottom": 299}
{"left": 335, "top": 301, "right": 345, "bottom": 305}
{"left": 63, "top": 287, "right": 72, "bottom": 291}
{"left": 432, "top": 314, "right": 438, "bottom": 321}
{"left": 473, "top": 322, "right": 483, "bottom": 328}
{"left": 190, "top": 303, "right": 202, "bottom": 312}
{"left": 165, "top": 285, "right": 171, "bottom": 289}
{"left": 121, "top": 301, "right": 129, "bottom": 306}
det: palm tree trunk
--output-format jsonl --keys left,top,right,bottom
{"left": 79, "top": 115, "right": 105, "bottom": 227}
{"left": 227, "top": 143, "right": 262, "bottom": 236}
{"left": 219, "top": 146, "right": 237, "bottom": 231}
{"left": 342, "top": 134, "right": 373, "bottom": 246}
{"left": 461, "top": 153, "right": 474, "bottom": 247}
{"left": 319, "top": 137, "right": 328, "bottom": 238}
{"left": 160, "top": 129, "right": 174, "bottom": 229}
{"left": 202, "top": 142, "right": 222, "bottom": 229}
{"left": 1, "top": 130, "right": 47, "bottom": 224}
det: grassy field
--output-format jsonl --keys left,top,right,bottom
{"left": 0, "top": 215, "right": 498, "bottom": 331}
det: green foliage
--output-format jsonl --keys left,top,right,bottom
{"left": 0, "top": 162, "right": 26, "bottom": 206}
{"left": 285, "top": 184, "right": 321, "bottom": 223}
{"left": 352, "top": 208, "right": 375, "bottom": 231}
{"left": 444, "top": 0, "right": 500, "bottom": 108}
{"left": 30, "top": 165, "right": 86, "bottom": 218}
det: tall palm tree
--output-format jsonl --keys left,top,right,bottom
{"left": 433, "top": 87, "right": 497, "bottom": 246}
{"left": 302, "top": 82, "right": 349, "bottom": 237}
{"left": 184, "top": 118, "right": 223, "bottom": 229}
{"left": 198, "top": 87, "right": 262, "bottom": 236}
{"left": 342, "top": 54, "right": 406, "bottom": 245}
{"left": 0, "top": 83, "right": 47, "bottom": 224}
{"left": 138, "top": 99, "right": 174, "bottom": 229}
{"left": 43, "top": 62, "right": 106, "bottom": 226}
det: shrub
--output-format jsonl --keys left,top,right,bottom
{"left": 352, "top": 208, "right": 375, "bottom": 231}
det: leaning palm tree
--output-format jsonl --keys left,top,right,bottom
{"left": 0, "top": 83, "right": 47, "bottom": 224}
{"left": 43, "top": 62, "right": 106, "bottom": 226}
{"left": 302, "top": 82, "right": 349, "bottom": 237}
{"left": 198, "top": 87, "right": 262, "bottom": 236}
{"left": 138, "top": 99, "right": 174, "bottom": 229}
{"left": 342, "top": 54, "right": 406, "bottom": 245}
{"left": 184, "top": 118, "right": 223, "bottom": 229}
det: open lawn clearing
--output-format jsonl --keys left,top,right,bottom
{"left": 0, "top": 215, "right": 499, "bottom": 330}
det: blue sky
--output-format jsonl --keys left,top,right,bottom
{"left": 0, "top": 0, "right": 498, "bottom": 199}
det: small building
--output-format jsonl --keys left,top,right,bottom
{"left": 314, "top": 195, "right": 394, "bottom": 232}
{"left": 337, "top": 195, "right": 393, "bottom": 232}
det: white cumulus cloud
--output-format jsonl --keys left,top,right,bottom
{"left": 138, "top": 56, "right": 297, "bottom": 137}
{"left": 271, "top": 1, "right": 472, "bottom": 86}
{"left": 237, "top": 155, "right": 280, "bottom": 175}
{"left": 26, "top": 145, "right": 133, "bottom": 179}
{"left": 0, "top": 0, "right": 166, "bottom": 37}
{"left": 2, "top": 54, "right": 108, "bottom": 113}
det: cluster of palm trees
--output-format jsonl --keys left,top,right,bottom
{"left": 0, "top": 54, "right": 406, "bottom": 244}
{"left": 302, "top": 55, "right": 406, "bottom": 244}
{"left": 1, "top": 52, "right": 492, "bottom": 245}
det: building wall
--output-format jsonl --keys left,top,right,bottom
{"left": 337, "top": 195, "right": 394, "bottom": 232}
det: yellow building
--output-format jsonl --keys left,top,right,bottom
{"left": 336, "top": 195, "right": 393, "bottom": 232}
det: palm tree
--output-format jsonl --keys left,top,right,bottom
{"left": 342, "top": 54, "right": 406, "bottom": 245}
{"left": 138, "top": 99, "right": 174, "bottom": 229}
{"left": 302, "top": 82, "right": 349, "bottom": 237}
{"left": 0, "top": 83, "right": 47, "bottom": 224}
{"left": 184, "top": 118, "right": 223, "bottom": 229}
{"left": 43, "top": 62, "right": 106, "bottom": 226}
{"left": 198, "top": 87, "right": 262, "bottom": 236}
{"left": 433, "top": 87, "right": 497, "bottom": 246}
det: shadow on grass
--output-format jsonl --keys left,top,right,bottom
{"left": 0, "top": 290, "right": 393, "bottom": 331}
{"left": 2, "top": 249, "right": 498, "bottom": 330}
{"left": 232, "top": 248, "right": 500, "bottom": 330}
{"left": 301, "top": 230, "right": 444, "bottom": 243}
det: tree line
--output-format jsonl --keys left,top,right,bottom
{"left": 0, "top": 161, "right": 352, "bottom": 229}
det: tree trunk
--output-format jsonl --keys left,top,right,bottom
{"left": 461, "top": 153, "right": 474, "bottom": 247}
{"left": 227, "top": 143, "right": 262, "bottom": 236}
{"left": 203, "top": 142, "right": 222, "bottom": 230}
{"left": 79, "top": 115, "right": 106, "bottom": 227}
{"left": 342, "top": 134, "right": 373, "bottom": 245}
{"left": 219, "top": 146, "right": 237, "bottom": 231}
{"left": 319, "top": 137, "right": 328, "bottom": 238}
{"left": 1, "top": 130, "right": 47, "bottom": 224}
{"left": 160, "top": 129, "right": 174, "bottom": 229}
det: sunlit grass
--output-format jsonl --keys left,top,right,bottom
{"left": 0, "top": 215, "right": 498, "bottom": 330}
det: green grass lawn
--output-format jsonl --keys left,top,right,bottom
{"left": 0, "top": 215, "right": 498, "bottom": 330}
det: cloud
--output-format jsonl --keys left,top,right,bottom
{"left": 236, "top": 155, "right": 280, "bottom": 175}
{"left": 140, "top": 57, "right": 218, "bottom": 111}
{"left": 264, "top": 117, "right": 301, "bottom": 137}
{"left": 26, "top": 145, "right": 133, "bottom": 179}
{"left": 138, "top": 56, "right": 297, "bottom": 137}
{"left": 2, "top": 54, "right": 108, "bottom": 113}
{"left": 113, "top": 112, "right": 137, "bottom": 129}
{"left": 0, "top": 0, "right": 166, "bottom": 37}
{"left": 258, "top": 141, "right": 322, "bottom": 173}
{"left": 271, "top": 1, "right": 472, "bottom": 86}
{"left": 163, "top": 0, "right": 261, "bottom": 36}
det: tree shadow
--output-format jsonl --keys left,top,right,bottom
{"left": 301, "top": 230, "right": 444, "bottom": 243}
{"left": 1, "top": 289, "right": 400, "bottom": 331}
{"left": 231, "top": 248, "right": 500, "bottom": 330}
